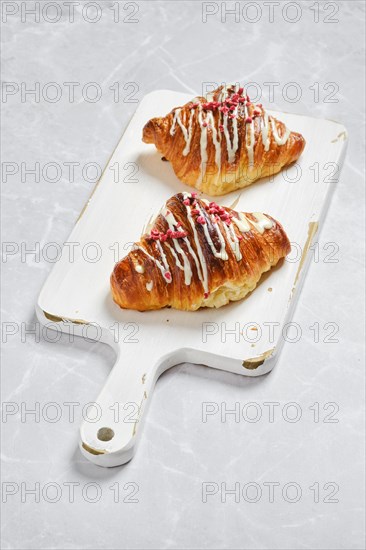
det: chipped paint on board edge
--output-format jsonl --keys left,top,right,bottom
{"left": 331, "top": 130, "right": 347, "bottom": 143}
{"left": 43, "top": 310, "right": 89, "bottom": 325}
{"left": 287, "top": 221, "right": 319, "bottom": 304}
{"left": 81, "top": 442, "right": 107, "bottom": 456}
{"left": 242, "top": 348, "right": 275, "bottom": 370}
{"left": 132, "top": 392, "right": 149, "bottom": 436}
{"left": 243, "top": 222, "right": 318, "bottom": 369}
{"left": 294, "top": 221, "right": 319, "bottom": 286}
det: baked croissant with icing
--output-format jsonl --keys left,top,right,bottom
{"left": 143, "top": 85, "right": 305, "bottom": 196}
{"left": 111, "top": 192, "right": 291, "bottom": 311}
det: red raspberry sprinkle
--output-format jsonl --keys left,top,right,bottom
{"left": 165, "top": 272, "right": 171, "bottom": 281}
{"left": 204, "top": 292, "right": 210, "bottom": 299}
{"left": 197, "top": 216, "right": 206, "bottom": 225}
{"left": 183, "top": 199, "right": 190, "bottom": 205}
{"left": 191, "top": 208, "right": 200, "bottom": 215}
{"left": 245, "top": 117, "right": 253, "bottom": 123}
{"left": 191, "top": 192, "right": 197, "bottom": 197}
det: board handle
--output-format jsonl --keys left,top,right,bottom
{"left": 79, "top": 343, "right": 175, "bottom": 467}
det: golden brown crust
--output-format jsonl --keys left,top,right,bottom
{"left": 142, "top": 85, "right": 305, "bottom": 196}
{"left": 111, "top": 193, "right": 291, "bottom": 311}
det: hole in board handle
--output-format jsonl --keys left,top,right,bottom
{"left": 97, "top": 427, "right": 115, "bottom": 442}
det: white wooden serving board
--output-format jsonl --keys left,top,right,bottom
{"left": 36, "top": 90, "right": 347, "bottom": 467}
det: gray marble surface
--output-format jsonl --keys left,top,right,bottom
{"left": 1, "top": 1, "right": 365, "bottom": 549}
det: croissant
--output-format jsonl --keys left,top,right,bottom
{"left": 143, "top": 85, "right": 305, "bottom": 196}
{"left": 111, "top": 192, "right": 291, "bottom": 311}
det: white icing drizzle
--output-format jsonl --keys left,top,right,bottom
{"left": 156, "top": 240, "right": 170, "bottom": 276}
{"left": 170, "top": 84, "right": 291, "bottom": 189}
{"left": 183, "top": 109, "right": 195, "bottom": 155}
{"left": 232, "top": 212, "right": 251, "bottom": 233}
{"left": 270, "top": 117, "right": 291, "bottom": 146}
{"left": 250, "top": 212, "right": 274, "bottom": 234}
{"left": 140, "top": 192, "right": 275, "bottom": 297}
{"left": 223, "top": 222, "right": 242, "bottom": 261}
{"left": 261, "top": 111, "right": 270, "bottom": 152}
{"left": 222, "top": 107, "right": 239, "bottom": 164}
{"left": 246, "top": 113, "right": 255, "bottom": 168}
{"left": 163, "top": 209, "right": 193, "bottom": 285}
{"left": 196, "top": 107, "right": 208, "bottom": 188}
{"left": 184, "top": 237, "right": 204, "bottom": 286}
{"left": 206, "top": 111, "right": 221, "bottom": 171}
{"left": 205, "top": 90, "right": 216, "bottom": 101}
{"left": 168, "top": 84, "right": 292, "bottom": 187}
{"left": 212, "top": 218, "right": 229, "bottom": 258}
{"left": 221, "top": 83, "right": 239, "bottom": 164}
{"left": 170, "top": 108, "right": 195, "bottom": 156}
{"left": 182, "top": 193, "right": 209, "bottom": 294}
{"left": 134, "top": 245, "right": 168, "bottom": 280}
{"left": 165, "top": 243, "right": 184, "bottom": 270}
{"left": 219, "top": 85, "right": 230, "bottom": 103}
{"left": 195, "top": 202, "right": 228, "bottom": 261}
{"left": 170, "top": 108, "right": 180, "bottom": 136}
